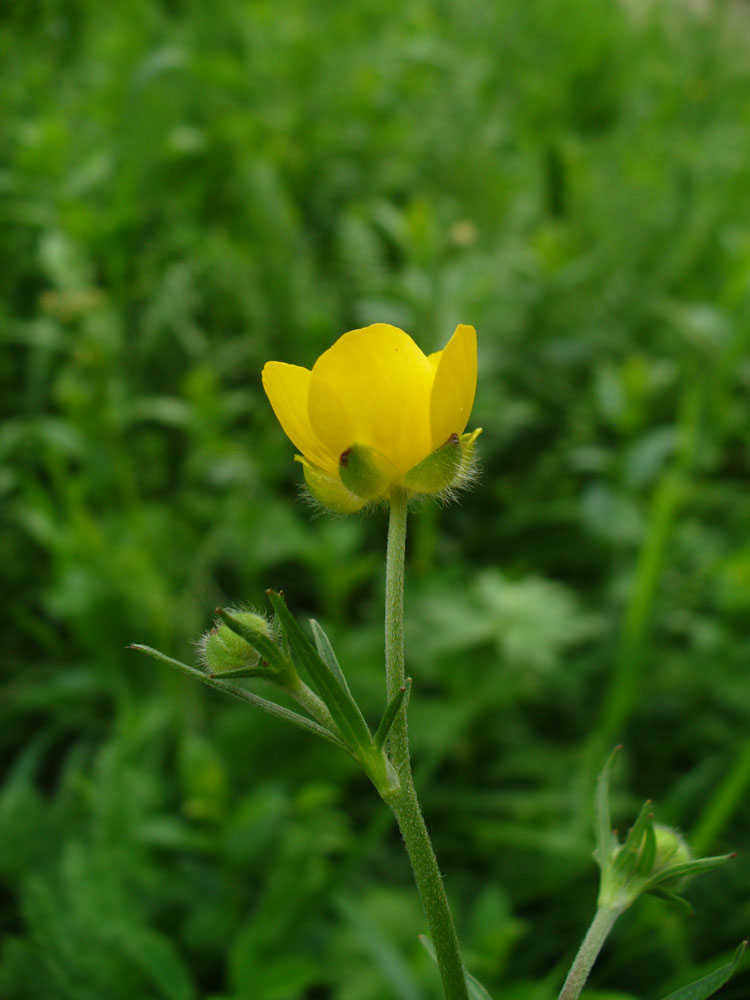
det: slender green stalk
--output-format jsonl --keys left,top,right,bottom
{"left": 382, "top": 488, "right": 470, "bottom": 1000}
{"left": 289, "top": 679, "right": 339, "bottom": 735}
{"left": 557, "top": 905, "right": 623, "bottom": 1000}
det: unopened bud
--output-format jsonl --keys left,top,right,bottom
{"left": 652, "top": 825, "right": 692, "bottom": 875}
{"left": 198, "top": 611, "right": 274, "bottom": 676}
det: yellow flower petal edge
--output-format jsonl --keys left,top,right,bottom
{"left": 262, "top": 362, "right": 336, "bottom": 475}
{"left": 429, "top": 324, "right": 477, "bottom": 449}
{"left": 262, "top": 323, "right": 480, "bottom": 511}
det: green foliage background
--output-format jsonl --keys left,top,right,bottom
{"left": 2, "top": 1, "right": 749, "bottom": 997}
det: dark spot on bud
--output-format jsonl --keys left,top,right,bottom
{"left": 444, "top": 433, "right": 460, "bottom": 446}
{"left": 340, "top": 448, "right": 351, "bottom": 467}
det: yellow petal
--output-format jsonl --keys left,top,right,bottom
{"left": 262, "top": 362, "right": 335, "bottom": 473}
{"left": 429, "top": 324, "right": 477, "bottom": 448}
{"left": 307, "top": 324, "right": 434, "bottom": 474}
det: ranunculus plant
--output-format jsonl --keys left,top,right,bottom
{"left": 134, "top": 324, "right": 743, "bottom": 1000}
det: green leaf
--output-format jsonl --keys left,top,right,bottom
{"left": 595, "top": 746, "right": 622, "bottom": 869}
{"left": 656, "top": 941, "right": 747, "bottom": 1000}
{"left": 309, "top": 618, "right": 351, "bottom": 694}
{"left": 643, "top": 853, "right": 735, "bottom": 893}
{"left": 418, "top": 935, "right": 495, "bottom": 1000}
{"left": 647, "top": 888, "right": 694, "bottom": 916}
{"left": 206, "top": 665, "right": 267, "bottom": 679}
{"left": 129, "top": 645, "right": 346, "bottom": 749}
{"left": 113, "top": 924, "right": 196, "bottom": 1000}
{"left": 267, "top": 592, "right": 373, "bottom": 756}
{"left": 338, "top": 895, "right": 422, "bottom": 1000}
{"left": 374, "top": 679, "right": 411, "bottom": 749}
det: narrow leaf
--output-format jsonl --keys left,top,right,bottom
{"left": 309, "top": 619, "right": 351, "bottom": 693}
{"left": 206, "top": 666, "right": 267, "bottom": 679}
{"left": 595, "top": 746, "right": 622, "bottom": 869}
{"left": 657, "top": 941, "right": 746, "bottom": 1000}
{"left": 129, "top": 645, "right": 346, "bottom": 749}
{"left": 267, "top": 592, "right": 373, "bottom": 755}
{"left": 338, "top": 895, "right": 422, "bottom": 1000}
{"left": 644, "top": 854, "right": 735, "bottom": 892}
{"left": 465, "top": 969, "right": 496, "bottom": 1000}
{"left": 648, "top": 888, "right": 694, "bottom": 916}
{"left": 374, "top": 679, "right": 411, "bottom": 749}
{"left": 418, "top": 936, "right": 495, "bottom": 1000}
{"left": 113, "top": 923, "right": 196, "bottom": 1000}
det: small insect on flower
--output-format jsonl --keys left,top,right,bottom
{"left": 262, "top": 323, "right": 481, "bottom": 512}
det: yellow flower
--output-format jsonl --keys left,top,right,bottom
{"left": 262, "top": 323, "right": 481, "bottom": 512}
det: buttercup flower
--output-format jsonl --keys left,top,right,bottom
{"left": 262, "top": 323, "right": 481, "bottom": 512}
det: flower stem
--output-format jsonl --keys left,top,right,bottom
{"left": 382, "top": 488, "right": 469, "bottom": 1000}
{"left": 557, "top": 905, "right": 623, "bottom": 1000}
{"left": 289, "top": 678, "right": 338, "bottom": 734}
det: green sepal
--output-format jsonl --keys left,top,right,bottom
{"left": 612, "top": 799, "right": 653, "bottom": 878}
{"left": 642, "top": 853, "right": 735, "bottom": 893}
{"left": 635, "top": 815, "right": 657, "bottom": 877}
{"left": 656, "top": 941, "right": 747, "bottom": 1000}
{"left": 339, "top": 443, "right": 399, "bottom": 499}
{"left": 295, "top": 456, "right": 366, "bottom": 513}
{"left": 374, "top": 678, "right": 412, "bottom": 750}
{"left": 404, "top": 434, "right": 462, "bottom": 493}
{"left": 217, "top": 608, "right": 297, "bottom": 687}
{"left": 267, "top": 590, "right": 373, "bottom": 756}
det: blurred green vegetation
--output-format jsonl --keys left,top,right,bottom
{"left": 2, "top": 0, "right": 750, "bottom": 997}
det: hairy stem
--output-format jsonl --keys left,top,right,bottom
{"left": 382, "top": 488, "right": 469, "bottom": 1000}
{"left": 558, "top": 905, "right": 623, "bottom": 1000}
{"left": 290, "top": 678, "right": 338, "bottom": 733}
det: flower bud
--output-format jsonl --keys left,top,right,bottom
{"left": 198, "top": 610, "right": 276, "bottom": 678}
{"left": 652, "top": 825, "right": 692, "bottom": 875}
